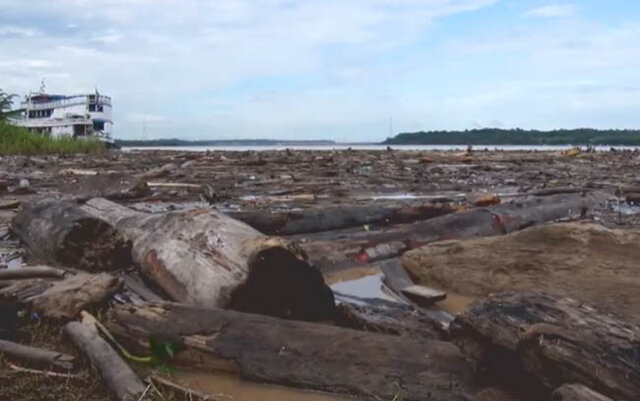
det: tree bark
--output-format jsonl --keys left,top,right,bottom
{"left": 450, "top": 292, "right": 640, "bottom": 401}
{"left": 81, "top": 198, "right": 335, "bottom": 320}
{"left": 0, "top": 265, "right": 67, "bottom": 280}
{"left": 228, "top": 203, "right": 455, "bottom": 235}
{"left": 108, "top": 302, "right": 473, "bottom": 401}
{"left": 65, "top": 312, "right": 145, "bottom": 401}
{"left": 0, "top": 339, "right": 75, "bottom": 370}
{"left": 300, "top": 193, "right": 606, "bottom": 270}
{"left": 10, "top": 200, "right": 133, "bottom": 271}
{"left": 552, "top": 384, "right": 613, "bottom": 401}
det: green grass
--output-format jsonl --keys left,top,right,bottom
{"left": 0, "top": 120, "right": 106, "bottom": 155}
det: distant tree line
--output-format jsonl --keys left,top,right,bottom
{"left": 383, "top": 128, "right": 640, "bottom": 146}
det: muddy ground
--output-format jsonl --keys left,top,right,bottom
{"left": 1, "top": 147, "right": 640, "bottom": 400}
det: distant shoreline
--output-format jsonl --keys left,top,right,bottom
{"left": 383, "top": 128, "right": 640, "bottom": 146}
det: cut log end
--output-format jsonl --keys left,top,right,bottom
{"left": 227, "top": 247, "right": 336, "bottom": 321}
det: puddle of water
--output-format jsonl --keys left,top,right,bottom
{"left": 163, "top": 369, "right": 356, "bottom": 401}
{"left": 614, "top": 202, "right": 640, "bottom": 216}
{"left": 323, "top": 266, "right": 381, "bottom": 285}
{"left": 434, "top": 292, "right": 477, "bottom": 315}
{"left": 330, "top": 273, "right": 399, "bottom": 303}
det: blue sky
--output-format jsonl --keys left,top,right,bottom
{"left": 1, "top": 0, "right": 640, "bottom": 141}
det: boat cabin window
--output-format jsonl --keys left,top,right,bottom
{"left": 89, "top": 104, "right": 96, "bottom": 112}
{"left": 93, "top": 121, "right": 105, "bottom": 131}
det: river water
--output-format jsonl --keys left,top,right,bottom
{"left": 123, "top": 144, "right": 639, "bottom": 152}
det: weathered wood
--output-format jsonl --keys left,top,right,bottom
{"left": 300, "top": 193, "right": 606, "bottom": 269}
{"left": 0, "top": 265, "right": 67, "bottom": 280}
{"left": 401, "top": 285, "right": 446, "bottom": 306}
{"left": 0, "top": 273, "right": 121, "bottom": 320}
{"left": 552, "top": 384, "right": 613, "bottom": 401}
{"left": 65, "top": 312, "right": 145, "bottom": 401}
{"left": 228, "top": 203, "right": 455, "bottom": 235}
{"left": 450, "top": 292, "right": 640, "bottom": 401}
{"left": 108, "top": 302, "right": 473, "bottom": 401}
{"left": 0, "top": 338, "right": 75, "bottom": 370}
{"left": 403, "top": 222, "right": 640, "bottom": 319}
{"left": 335, "top": 301, "right": 445, "bottom": 339}
{"left": 10, "top": 199, "right": 133, "bottom": 271}
{"left": 81, "top": 198, "right": 335, "bottom": 320}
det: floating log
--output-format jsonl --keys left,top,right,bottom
{"left": 402, "top": 223, "right": 640, "bottom": 319}
{"left": 228, "top": 203, "right": 455, "bottom": 235}
{"left": 0, "top": 273, "right": 121, "bottom": 320}
{"left": 10, "top": 199, "right": 133, "bottom": 271}
{"left": 108, "top": 302, "right": 473, "bottom": 401}
{"left": 0, "top": 339, "right": 75, "bottom": 370}
{"left": 65, "top": 312, "right": 145, "bottom": 401}
{"left": 450, "top": 292, "right": 640, "bottom": 401}
{"left": 81, "top": 198, "right": 335, "bottom": 320}
{"left": 552, "top": 384, "right": 613, "bottom": 401}
{"left": 300, "top": 193, "right": 606, "bottom": 269}
{"left": 0, "top": 265, "right": 67, "bottom": 280}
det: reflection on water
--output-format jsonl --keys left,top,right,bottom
{"left": 163, "top": 369, "right": 356, "bottom": 401}
{"left": 330, "top": 273, "right": 399, "bottom": 303}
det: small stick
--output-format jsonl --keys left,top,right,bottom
{"left": 6, "top": 362, "right": 81, "bottom": 379}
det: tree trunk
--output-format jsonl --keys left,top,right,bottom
{"left": 10, "top": 200, "right": 133, "bottom": 271}
{"left": 107, "top": 302, "right": 473, "bottom": 401}
{"left": 81, "top": 198, "right": 335, "bottom": 320}
{"left": 0, "top": 339, "right": 75, "bottom": 370}
{"left": 65, "top": 312, "right": 145, "bottom": 401}
{"left": 300, "top": 193, "right": 607, "bottom": 270}
{"left": 228, "top": 203, "right": 455, "bottom": 235}
{"left": 402, "top": 222, "right": 640, "bottom": 320}
{"left": 450, "top": 292, "right": 640, "bottom": 401}
{"left": 552, "top": 384, "right": 613, "bottom": 401}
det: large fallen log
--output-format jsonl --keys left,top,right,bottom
{"left": 80, "top": 198, "right": 335, "bottom": 320}
{"left": 402, "top": 223, "right": 640, "bottom": 319}
{"left": 228, "top": 203, "right": 455, "bottom": 235}
{"left": 0, "top": 339, "right": 75, "bottom": 370}
{"left": 65, "top": 312, "right": 145, "bottom": 401}
{"left": 10, "top": 200, "right": 133, "bottom": 271}
{"left": 450, "top": 292, "right": 640, "bottom": 401}
{"left": 108, "top": 302, "right": 473, "bottom": 401}
{"left": 300, "top": 193, "right": 607, "bottom": 270}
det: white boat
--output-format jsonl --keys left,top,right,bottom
{"left": 9, "top": 89, "right": 114, "bottom": 144}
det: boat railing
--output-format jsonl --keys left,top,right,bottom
{"left": 22, "top": 95, "right": 112, "bottom": 111}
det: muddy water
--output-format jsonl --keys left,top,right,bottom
{"left": 163, "top": 369, "right": 357, "bottom": 401}
{"left": 435, "top": 292, "right": 477, "bottom": 315}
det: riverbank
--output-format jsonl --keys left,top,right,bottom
{"left": 1, "top": 147, "right": 639, "bottom": 401}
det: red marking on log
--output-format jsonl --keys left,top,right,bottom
{"left": 491, "top": 213, "right": 507, "bottom": 234}
{"left": 143, "top": 250, "right": 188, "bottom": 301}
{"left": 354, "top": 250, "right": 370, "bottom": 263}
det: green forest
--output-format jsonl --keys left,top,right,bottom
{"left": 384, "top": 128, "right": 640, "bottom": 146}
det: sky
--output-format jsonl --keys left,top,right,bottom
{"left": 1, "top": 0, "right": 640, "bottom": 141}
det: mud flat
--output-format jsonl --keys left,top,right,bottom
{"left": 1, "top": 148, "right": 640, "bottom": 401}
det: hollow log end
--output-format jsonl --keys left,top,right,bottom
{"left": 228, "top": 246, "right": 336, "bottom": 321}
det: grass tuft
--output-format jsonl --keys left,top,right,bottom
{"left": 0, "top": 121, "right": 106, "bottom": 155}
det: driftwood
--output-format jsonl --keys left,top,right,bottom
{"left": 108, "top": 302, "right": 473, "bottom": 401}
{"left": 0, "top": 339, "right": 75, "bottom": 370}
{"left": 228, "top": 203, "right": 454, "bottom": 235}
{"left": 80, "top": 198, "right": 335, "bottom": 320}
{"left": 300, "top": 193, "right": 606, "bottom": 269}
{"left": 0, "top": 273, "right": 121, "bottom": 320}
{"left": 450, "top": 292, "right": 640, "bottom": 401}
{"left": 552, "top": 384, "right": 613, "bottom": 401}
{"left": 0, "top": 265, "right": 67, "bottom": 280}
{"left": 10, "top": 199, "right": 133, "bottom": 271}
{"left": 402, "top": 223, "right": 640, "bottom": 319}
{"left": 65, "top": 312, "right": 145, "bottom": 401}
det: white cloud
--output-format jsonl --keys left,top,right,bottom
{"left": 525, "top": 4, "right": 577, "bottom": 18}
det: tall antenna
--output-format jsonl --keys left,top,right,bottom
{"left": 39, "top": 79, "right": 46, "bottom": 93}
